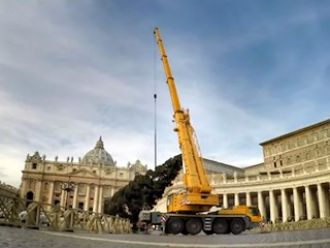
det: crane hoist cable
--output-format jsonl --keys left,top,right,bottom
{"left": 153, "top": 36, "right": 158, "bottom": 169}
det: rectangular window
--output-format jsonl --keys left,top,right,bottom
{"left": 287, "top": 157, "right": 291, "bottom": 165}
{"left": 32, "top": 163, "right": 37, "bottom": 169}
{"left": 307, "top": 134, "right": 313, "bottom": 144}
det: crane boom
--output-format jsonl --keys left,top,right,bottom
{"left": 154, "top": 27, "right": 219, "bottom": 212}
{"left": 154, "top": 27, "right": 211, "bottom": 194}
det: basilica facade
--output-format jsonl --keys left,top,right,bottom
{"left": 19, "top": 137, "right": 147, "bottom": 213}
{"left": 154, "top": 119, "right": 330, "bottom": 223}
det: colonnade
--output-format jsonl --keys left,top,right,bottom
{"left": 220, "top": 182, "right": 330, "bottom": 223}
{"left": 57, "top": 184, "right": 107, "bottom": 213}
{"left": 21, "top": 178, "right": 119, "bottom": 214}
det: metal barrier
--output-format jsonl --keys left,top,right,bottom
{"left": 253, "top": 217, "right": 330, "bottom": 233}
{"left": 0, "top": 185, "right": 132, "bottom": 233}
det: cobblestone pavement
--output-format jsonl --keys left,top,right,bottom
{"left": 1, "top": 226, "right": 330, "bottom": 248}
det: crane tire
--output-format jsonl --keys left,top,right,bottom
{"left": 181, "top": 228, "right": 189, "bottom": 235}
{"left": 213, "top": 218, "right": 229, "bottom": 234}
{"left": 185, "top": 218, "right": 202, "bottom": 235}
{"left": 230, "top": 218, "right": 245, "bottom": 235}
{"left": 167, "top": 218, "right": 184, "bottom": 234}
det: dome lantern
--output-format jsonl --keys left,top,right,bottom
{"left": 95, "top": 136, "right": 104, "bottom": 149}
{"left": 81, "top": 137, "right": 115, "bottom": 167}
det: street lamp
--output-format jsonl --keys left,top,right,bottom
{"left": 61, "top": 180, "right": 75, "bottom": 210}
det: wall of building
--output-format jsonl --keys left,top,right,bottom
{"left": 262, "top": 121, "right": 330, "bottom": 172}
{"left": 20, "top": 152, "right": 147, "bottom": 213}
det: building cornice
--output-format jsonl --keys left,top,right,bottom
{"left": 260, "top": 118, "right": 330, "bottom": 146}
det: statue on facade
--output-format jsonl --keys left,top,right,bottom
{"left": 233, "top": 171, "right": 237, "bottom": 182}
{"left": 222, "top": 173, "right": 227, "bottom": 183}
{"left": 55, "top": 155, "right": 58, "bottom": 162}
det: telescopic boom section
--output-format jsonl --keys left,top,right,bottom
{"left": 153, "top": 27, "right": 211, "bottom": 194}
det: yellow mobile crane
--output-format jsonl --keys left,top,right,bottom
{"left": 139, "top": 28, "right": 263, "bottom": 235}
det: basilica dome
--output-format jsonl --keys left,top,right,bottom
{"left": 81, "top": 137, "right": 115, "bottom": 166}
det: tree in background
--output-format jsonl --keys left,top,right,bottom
{"left": 104, "top": 155, "right": 182, "bottom": 230}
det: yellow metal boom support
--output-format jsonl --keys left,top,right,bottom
{"left": 154, "top": 28, "right": 219, "bottom": 212}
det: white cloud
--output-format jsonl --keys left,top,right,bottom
{"left": 0, "top": 1, "right": 328, "bottom": 187}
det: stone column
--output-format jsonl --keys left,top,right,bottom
{"left": 258, "top": 191, "right": 266, "bottom": 220}
{"left": 223, "top": 194, "right": 228, "bottom": 208}
{"left": 72, "top": 184, "right": 79, "bottom": 209}
{"left": 269, "top": 190, "right": 278, "bottom": 223}
{"left": 98, "top": 186, "right": 103, "bottom": 213}
{"left": 293, "top": 187, "right": 302, "bottom": 221}
{"left": 35, "top": 181, "right": 42, "bottom": 202}
{"left": 324, "top": 183, "right": 330, "bottom": 217}
{"left": 93, "top": 185, "right": 99, "bottom": 213}
{"left": 246, "top": 192, "right": 251, "bottom": 206}
{"left": 305, "top": 186, "right": 313, "bottom": 220}
{"left": 281, "top": 189, "right": 288, "bottom": 222}
{"left": 317, "top": 183, "right": 326, "bottom": 218}
{"left": 47, "top": 181, "right": 54, "bottom": 207}
{"left": 234, "top": 193, "right": 239, "bottom": 206}
{"left": 84, "top": 184, "right": 90, "bottom": 211}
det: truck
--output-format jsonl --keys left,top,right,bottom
{"left": 140, "top": 27, "right": 263, "bottom": 235}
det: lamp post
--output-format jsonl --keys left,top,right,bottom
{"left": 61, "top": 180, "right": 75, "bottom": 210}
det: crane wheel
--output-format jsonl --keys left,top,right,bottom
{"left": 167, "top": 218, "right": 184, "bottom": 234}
{"left": 230, "top": 218, "right": 245, "bottom": 235}
{"left": 213, "top": 218, "right": 229, "bottom": 234}
{"left": 185, "top": 218, "right": 202, "bottom": 235}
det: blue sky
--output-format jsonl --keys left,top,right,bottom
{"left": 0, "top": 0, "right": 329, "bottom": 186}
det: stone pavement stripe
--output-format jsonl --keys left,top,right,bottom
{"left": 41, "top": 231, "right": 330, "bottom": 248}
